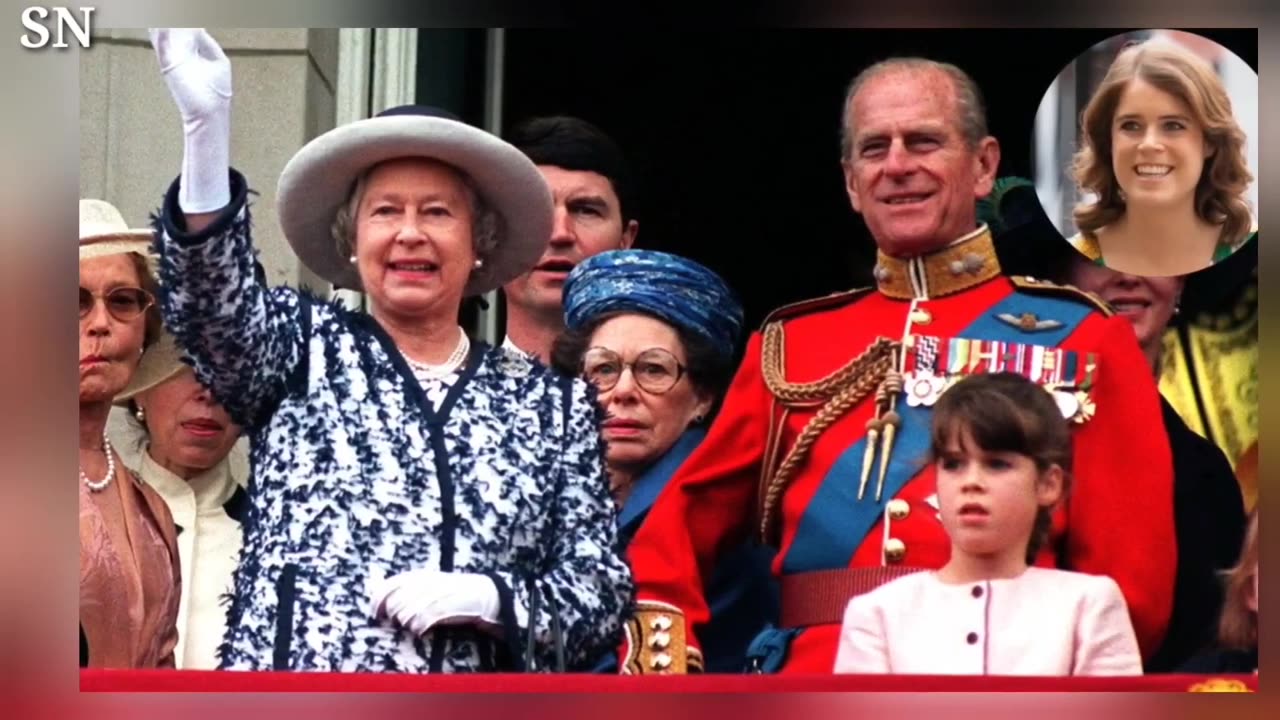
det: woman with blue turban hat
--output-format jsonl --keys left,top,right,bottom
{"left": 554, "top": 249, "right": 778, "bottom": 673}
{"left": 561, "top": 249, "right": 744, "bottom": 365}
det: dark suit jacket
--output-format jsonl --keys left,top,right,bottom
{"left": 1179, "top": 647, "right": 1256, "bottom": 674}
{"left": 1146, "top": 397, "right": 1247, "bottom": 672}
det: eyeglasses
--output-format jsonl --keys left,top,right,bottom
{"left": 79, "top": 287, "right": 155, "bottom": 323}
{"left": 582, "top": 347, "right": 687, "bottom": 395}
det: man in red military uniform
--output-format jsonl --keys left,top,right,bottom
{"left": 620, "top": 58, "right": 1176, "bottom": 674}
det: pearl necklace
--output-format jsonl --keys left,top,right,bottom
{"left": 79, "top": 427, "right": 115, "bottom": 493}
{"left": 403, "top": 329, "right": 470, "bottom": 380}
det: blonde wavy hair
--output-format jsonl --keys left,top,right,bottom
{"left": 1072, "top": 40, "right": 1254, "bottom": 247}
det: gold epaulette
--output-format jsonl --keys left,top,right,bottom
{"left": 1009, "top": 276, "right": 1113, "bottom": 317}
{"left": 759, "top": 287, "right": 874, "bottom": 330}
{"left": 620, "top": 601, "right": 703, "bottom": 674}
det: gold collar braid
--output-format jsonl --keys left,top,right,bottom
{"left": 872, "top": 224, "right": 1001, "bottom": 300}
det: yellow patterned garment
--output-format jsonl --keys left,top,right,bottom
{"left": 1158, "top": 278, "right": 1257, "bottom": 507}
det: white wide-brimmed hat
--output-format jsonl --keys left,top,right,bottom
{"left": 276, "top": 105, "right": 553, "bottom": 295}
{"left": 114, "top": 332, "right": 188, "bottom": 406}
{"left": 79, "top": 199, "right": 156, "bottom": 267}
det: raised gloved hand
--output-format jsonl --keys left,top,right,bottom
{"left": 149, "top": 28, "right": 232, "bottom": 213}
{"left": 368, "top": 570, "right": 502, "bottom": 636}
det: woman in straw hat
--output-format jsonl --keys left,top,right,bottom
{"left": 146, "top": 28, "right": 630, "bottom": 672}
{"left": 115, "top": 332, "right": 246, "bottom": 670}
{"left": 79, "top": 198, "right": 181, "bottom": 668}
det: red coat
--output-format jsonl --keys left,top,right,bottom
{"left": 622, "top": 238, "right": 1176, "bottom": 674}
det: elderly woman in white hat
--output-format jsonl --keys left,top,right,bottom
{"left": 78, "top": 198, "right": 180, "bottom": 668}
{"left": 146, "top": 28, "right": 630, "bottom": 673}
{"left": 115, "top": 332, "right": 246, "bottom": 670}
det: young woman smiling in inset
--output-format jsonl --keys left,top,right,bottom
{"left": 1069, "top": 39, "right": 1255, "bottom": 277}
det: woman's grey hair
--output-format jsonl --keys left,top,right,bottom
{"left": 329, "top": 159, "right": 503, "bottom": 287}
{"left": 839, "top": 57, "right": 990, "bottom": 161}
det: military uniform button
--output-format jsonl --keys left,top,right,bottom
{"left": 650, "top": 631, "right": 671, "bottom": 650}
{"left": 651, "top": 616, "right": 672, "bottom": 631}
{"left": 883, "top": 537, "right": 906, "bottom": 563}
{"left": 651, "top": 653, "right": 673, "bottom": 670}
{"left": 887, "top": 499, "right": 910, "bottom": 521}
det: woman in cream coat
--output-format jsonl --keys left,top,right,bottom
{"left": 116, "top": 332, "right": 246, "bottom": 669}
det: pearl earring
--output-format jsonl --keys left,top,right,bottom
{"left": 135, "top": 407, "right": 146, "bottom": 422}
{"left": 473, "top": 258, "right": 484, "bottom": 269}
{"left": 349, "top": 255, "right": 357, "bottom": 264}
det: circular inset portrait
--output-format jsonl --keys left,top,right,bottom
{"left": 1032, "top": 30, "right": 1257, "bottom": 277}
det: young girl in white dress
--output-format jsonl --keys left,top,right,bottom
{"left": 834, "top": 372, "right": 1144, "bottom": 676}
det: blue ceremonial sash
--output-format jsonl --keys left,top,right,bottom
{"left": 780, "top": 401, "right": 932, "bottom": 573}
{"left": 958, "top": 292, "right": 1093, "bottom": 349}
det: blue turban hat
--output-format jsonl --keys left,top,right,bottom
{"left": 562, "top": 250, "right": 744, "bottom": 361}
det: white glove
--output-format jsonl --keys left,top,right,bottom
{"left": 368, "top": 570, "right": 501, "bottom": 636}
{"left": 149, "top": 28, "right": 232, "bottom": 213}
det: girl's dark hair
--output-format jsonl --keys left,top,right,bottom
{"left": 550, "top": 310, "right": 736, "bottom": 417}
{"left": 928, "top": 372, "right": 1073, "bottom": 564}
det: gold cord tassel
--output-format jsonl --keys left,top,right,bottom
{"left": 875, "top": 370, "right": 904, "bottom": 501}
{"left": 877, "top": 410, "right": 900, "bottom": 501}
{"left": 756, "top": 331, "right": 899, "bottom": 541}
{"left": 858, "top": 418, "right": 883, "bottom": 501}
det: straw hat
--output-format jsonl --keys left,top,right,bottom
{"left": 79, "top": 199, "right": 156, "bottom": 265}
{"left": 114, "top": 332, "right": 188, "bottom": 406}
{"left": 276, "top": 105, "right": 552, "bottom": 295}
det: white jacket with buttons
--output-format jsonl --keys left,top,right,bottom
{"left": 834, "top": 567, "right": 1143, "bottom": 676}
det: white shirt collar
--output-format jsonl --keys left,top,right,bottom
{"left": 138, "top": 451, "right": 241, "bottom": 512}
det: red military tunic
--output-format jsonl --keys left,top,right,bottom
{"left": 621, "top": 225, "right": 1176, "bottom": 674}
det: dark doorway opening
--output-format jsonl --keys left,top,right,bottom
{"left": 498, "top": 28, "right": 1256, "bottom": 334}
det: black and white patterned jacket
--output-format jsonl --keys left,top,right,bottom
{"left": 152, "top": 171, "right": 632, "bottom": 672}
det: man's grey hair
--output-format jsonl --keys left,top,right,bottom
{"left": 839, "top": 57, "right": 990, "bottom": 161}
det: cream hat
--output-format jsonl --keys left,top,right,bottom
{"left": 79, "top": 199, "right": 156, "bottom": 266}
{"left": 114, "top": 332, "right": 188, "bottom": 406}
